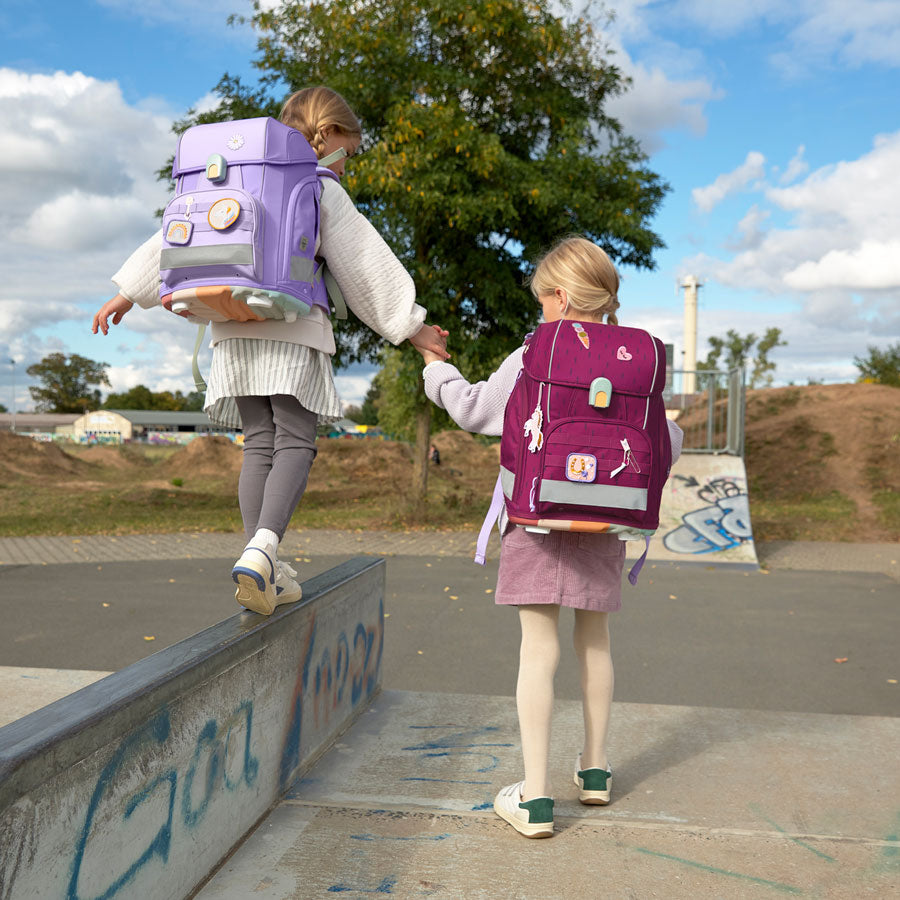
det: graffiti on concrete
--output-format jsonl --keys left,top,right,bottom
{"left": 67, "top": 701, "right": 258, "bottom": 900}
{"left": 280, "top": 599, "right": 384, "bottom": 791}
{"left": 400, "top": 724, "right": 513, "bottom": 786}
{"left": 664, "top": 475, "right": 753, "bottom": 554}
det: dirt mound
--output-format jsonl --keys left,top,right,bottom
{"left": 431, "top": 429, "right": 500, "bottom": 465}
{"left": 311, "top": 437, "right": 414, "bottom": 488}
{"left": 743, "top": 383, "right": 899, "bottom": 539}
{"left": 0, "top": 431, "right": 91, "bottom": 481}
{"left": 77, "top": 445, "right": 150, "bottom": 470}
{"left": 165, "top": 436, "right": 243, "bottom": 478}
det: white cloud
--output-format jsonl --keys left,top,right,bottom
{"left": 692, "top": 151, "right": 766, "bottom": 212}
{"left": 96, "top": 0, "right": 259, "bottom": 34}
{"left": 675, "top": 130, "right": 900, "bottom": 381}
{"left": 785, "top": 240, "right": 900, "bottom": 291}
{"left": 333, "top": 374, "right": 375, "bottom": 410}
{"left": 640, "top": 0, "right": 900, "bottom": 70}
{"left": 17, "top": 191, "right": 152, "bottom": 252}
{"left": 779, "top": 145, "right": 809, "bottom": 185}
{"left": 605, "top": 60, "right": 718, "bottom": 153}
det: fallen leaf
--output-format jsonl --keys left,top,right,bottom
{"left": 101, "top": 602, "right": 110, "bottom": 608}
{"left": 449, "top": 595, "right": 458, "bottom": 600}
{"left": 669, "top": 594, "right": 677, "bottom": 600}
{"left": 144, "top": 636, "right": 156, "bottom": 642}
{"left": 834, "top": 657, "right": 848, "bottom": 664}
{"left": 168, "top": 579, "right": 175, "bottom": 583}
{"left": 443, "top": 586, "right": 450, "bottom": 592}
{"left": 417, "top": 650, "right": 423, "bottom": 655}
{"left": 887, "top": 679, "right": 897, "bottom": 684}
{"left": 485, "top": 589, "right": 494, "bottom": 594}
{"left": 384, "top": 613, "right": 391, "bottom": 618}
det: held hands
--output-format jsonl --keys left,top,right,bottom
{"left": 92, "top": 293, "right": 134, "bottom": 335}
{"left": 409, "top": 323, "right": 450, "bottom": 365}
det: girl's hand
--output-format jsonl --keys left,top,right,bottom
{"left": 409, "top": 323, "right": 450, "bottom": 362}
{"left": 92, "top": 294, "right": 134, "bottom": 335}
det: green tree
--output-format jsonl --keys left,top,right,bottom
{"left": 26, "top": 353, "right": 110, "bottom": 413}
{"left": 854, "top": 343, "right": 900, "bottom": 387}
{"left": 698, "top": 328, "right": 786, "bottom": 388}
{"left": 183, "top": 0, "right": 668, "bottom": 500}
{"left": 102, "top": 385, "right": 206, "bottom": 411}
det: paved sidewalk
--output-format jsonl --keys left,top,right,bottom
{"left": 198, "top": 690, "right": 900, "bottom": 899}
{"left": 1, "top": 530, "right": 897, "bottom": 577}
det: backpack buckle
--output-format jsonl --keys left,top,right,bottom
{"left": 589, "top": 377, "right": 612, "bottom": 408}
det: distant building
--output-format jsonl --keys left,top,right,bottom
{"left": 0, "top": 410, "right": 236, "bottom": 444}
{"left": 72, "top": 410, "right": 235, "bottom": 444}
{"left": 0, "top": 413, "right": 79, "bottom": 435}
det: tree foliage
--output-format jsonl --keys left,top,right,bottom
{"left": 213, "top": 0, "right": 668, "bottom": 369}
{"left": 698, "top": 328, "right": 786, "bottom": 388}
{"left": 177, "top": 0, "right": 669, "bottom": 494}
{"left": 26, "top": 353, "right": 110, "bottom": 413}
{"left": 854, "top": 343, "right": 900, "bottom": 387}
{"left": 102, "top": 385, "right": 205, "bottom": 411}
{"left": 372, "top": 347, "right": 455, "bottom": 441}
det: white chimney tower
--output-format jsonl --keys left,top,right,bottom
{"left": 681, "top": 275, "right": 701, "bottom": 395}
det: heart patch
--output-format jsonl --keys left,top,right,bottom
{"left": 616, "top": 345, "right": 632, "bottom": 361}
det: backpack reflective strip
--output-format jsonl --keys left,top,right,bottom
{"left": 289, "top": 257, "right": 316, "bottom": 281}
{"left": 161, "top": 245, "right": 253, "bottom": 269}
{"left": 539, "top": 480, "right": 648, "bottom": 511}
{"left": 500, "top": 465, "right": 515, "bottom": 498}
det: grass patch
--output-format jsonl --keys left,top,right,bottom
{"left": 749, "top": 491, "right": 859, "bottom": 542}
{"left": 872, "top": 489, "right": 900, "bottom": 533}
{"left": 0, "top": 483, "right": 244, "bottom": 537}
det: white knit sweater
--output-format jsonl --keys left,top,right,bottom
{"left": 111, "top": 177, "right": 427, "bottom": 352}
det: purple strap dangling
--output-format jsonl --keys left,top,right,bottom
{"left": 474, "top": 473, "right": 506, "bottom": 565}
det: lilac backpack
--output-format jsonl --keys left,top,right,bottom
{"left": 159, "top": 117, "right": 346, "bottom": 325}
{"left": 476, "top": 319, "right": 671, "bottom": 584}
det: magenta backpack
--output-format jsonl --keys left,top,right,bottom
{"left": 159, "top": 117, "right": 346, "bottom": 325}
{"left": 476, "top": 319, "right": 671, "bottom": 584}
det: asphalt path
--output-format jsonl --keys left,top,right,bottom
{"left": 1, "top": 553, "right": 897, "bottom": 717}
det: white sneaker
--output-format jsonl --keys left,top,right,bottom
{"left": 574, "top": 754, "right": 612, "bottom": 805}
{"left": 232, "top": 545, "right": 277, "bottom": 615}
{"left": 493, "top": 781, "right": 553, "bottom": 838}
{"left": 274, "top": 559, "right": 302, "bottom": 606}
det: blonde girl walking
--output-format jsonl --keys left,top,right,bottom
{"left": 413, "top": 236, "right": 682, "bottom": 837}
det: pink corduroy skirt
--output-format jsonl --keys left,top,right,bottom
{"left": 494, "top": 525, "right": 626, "bottom": 611}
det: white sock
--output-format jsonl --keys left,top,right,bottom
{"left": 249, "top": 528, "right": 279, "bottom": 555}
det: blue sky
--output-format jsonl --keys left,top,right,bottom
{"left": 2, "top": 0, "right": 898, "bottom": 413}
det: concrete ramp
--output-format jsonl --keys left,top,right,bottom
{"left": 0, "top": 558, "right": 385, "bottom": 900}
{"left": 644, "top": 453, "right": 758, "bottom": 568}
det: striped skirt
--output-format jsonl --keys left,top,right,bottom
{"left": 204, "top": 338, "right": 343, "bottom": 430}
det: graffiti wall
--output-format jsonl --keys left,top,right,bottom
{"left": 0, "top": 560, "right": 384, "bottom": 900}
{"left": 641, "top": 453, "right": 758, "bottom": 568}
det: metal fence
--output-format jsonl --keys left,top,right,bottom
{"left": 665, "top": 368, "right": 746, "bottom": 456}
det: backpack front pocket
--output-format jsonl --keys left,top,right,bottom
{"left": 160, "top": 188, "right": 261, "bottom": 286}
{"left": 537, "top": 418, "right": 653, "bottom": 527}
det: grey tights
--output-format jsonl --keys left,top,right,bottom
{"left": 235, "top": 395, "right": 318, "bottom": 542}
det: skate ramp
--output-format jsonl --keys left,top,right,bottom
{"left": 639, "top": 452, "right": 759, "bottom": 569}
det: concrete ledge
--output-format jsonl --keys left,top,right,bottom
{"left": 0, "top": 557, "right": 385, "bottom": 900}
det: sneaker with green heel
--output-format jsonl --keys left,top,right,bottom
{"left": 493, "top": 781, "right": 554, "bottom": 838}
{"left": 574, "top": 754, "right": 612, "bottom": 805}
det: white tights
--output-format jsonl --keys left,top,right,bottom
{"left": 517, "top": 605, "right": 614, "bottom": 800}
